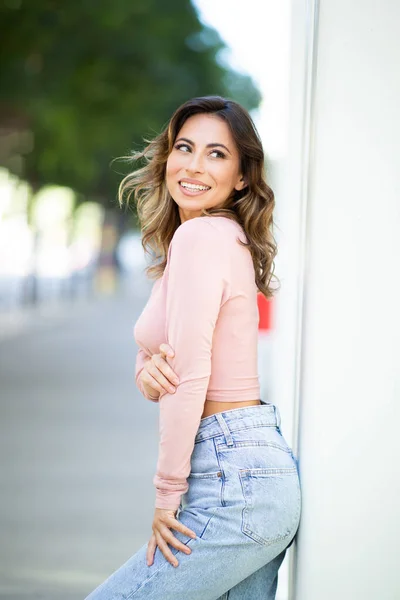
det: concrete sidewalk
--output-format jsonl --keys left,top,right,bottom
{"left": 0, "top": 289, "right": 158, "bottom": 599}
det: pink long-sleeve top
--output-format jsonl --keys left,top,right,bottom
{"left": 134, "top": 215, "right": 261, "bottom": 510}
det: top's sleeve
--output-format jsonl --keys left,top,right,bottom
{"left": 153, "top": 219, "right": 231, "bottom": 510}
{"left": 135, "top": 347, "right": 159, "bottom": 403}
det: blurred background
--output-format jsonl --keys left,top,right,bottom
{"left": 0, "top": 1, "right": 286, "bottom": 598}
{"left": 0, "top": 0, "right": 262, "bottom": 324}
{"left": 1, "top": 1, "right": 399, "bottom": 599}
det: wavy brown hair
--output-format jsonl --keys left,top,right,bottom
{"left": 118, "top": 95, "right": 279, "bottom": 298}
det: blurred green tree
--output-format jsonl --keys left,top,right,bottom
{"left": 0, "top": 0, "right": 261, "bottom": 210}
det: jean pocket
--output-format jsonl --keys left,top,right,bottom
{"left": 182, "top": 471, "right": 224, "bottom": 512}
{"left": 239, "top": 466, "right": 301, "bottom": 546}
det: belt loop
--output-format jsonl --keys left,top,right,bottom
{"left": 274, "top": 404, "right": 282, "bottom": 429}
{"left": 215, "top": 413, "right": 234, "bottom": 447}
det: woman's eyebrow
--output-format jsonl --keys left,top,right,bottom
{"left": 175, "top": 137, "right": 232, "bottom": 155}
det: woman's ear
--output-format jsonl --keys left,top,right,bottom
{"left": 234, "top": 176, "right": 247, "bottom": 191}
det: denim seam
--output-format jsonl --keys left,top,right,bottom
{"left": 239, "top": 466, "right": 297, "bottom": 476}
{"left": 195, "top": 423, "right": 276, "bottom": 444}
{"left": 213, "top": 437, "right": 226, "bottom": 507}
{"left": 125, "top": 557, "right": 171, "bottom": 599}
{"left": 216, "top": 440, "right": 292, "bottom": 453}
{"left": 241, "top": 523, "right": 293, "bottom": 547}
{"left": 198, "top": 507, "right": 220, "bottom": 539}
{"left": 188, "top": 471, "right": 221, "bottom": 479}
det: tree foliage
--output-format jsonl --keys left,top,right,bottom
{"left": 0, "top": 0, "right": 261, "bottom": 206}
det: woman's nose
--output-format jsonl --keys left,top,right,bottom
{"left": 186, "top": 152, "right": 205, "bottom": 174}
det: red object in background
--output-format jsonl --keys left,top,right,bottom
{"left": 257, "top": 293, "right": 273, "bottom": 331}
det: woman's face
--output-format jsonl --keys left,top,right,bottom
{"left": 166, "top": 113, "right": 246, "bottom": 223}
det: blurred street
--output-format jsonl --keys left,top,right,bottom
{"left": 0, "top": 282, "right": 159, "bottom": 599}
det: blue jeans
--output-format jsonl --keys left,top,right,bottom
{"left": 85, "top": 400, "right": 301, "bottom": 600}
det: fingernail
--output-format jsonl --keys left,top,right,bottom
{"left": 169, "top": 386, "right": 175, "bottom": 393}
{"left": 173, "top": 561, "right": 178, "bottom": 567}
{"left": 173, "top": 378, "right": 179, "bottom": 384}
{"left": 168, "top": 352, "right": 174, "bottom": 357}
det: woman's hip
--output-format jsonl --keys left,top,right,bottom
{"left": 188, "top": 400, "right": 299, "bottom": 484}
{"left": 180, "top": 401, "right": 301, "bottom": 547}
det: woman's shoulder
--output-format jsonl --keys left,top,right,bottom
{"left": 172, "top": 216, "right": 244, "bottom": 246}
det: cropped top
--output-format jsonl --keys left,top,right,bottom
{"left": 133, "top": 215, "right": 261, "bottom": 510}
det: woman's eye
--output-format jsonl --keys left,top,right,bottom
{"left": 174, "top": 144, "right": 225, "bottom": 158}
{"left": 210, "top": 150, "right": 225, "bottom": 159}
{"left": 175, "top": 143, "right": 190, "bottom": 152}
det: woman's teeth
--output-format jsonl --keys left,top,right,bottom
{"left": 180, "top": 182, "right": 210, "bottom": 191}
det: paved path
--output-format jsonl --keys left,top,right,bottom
{"left": 0, "top": 286, "right": 158, "bottom": 599}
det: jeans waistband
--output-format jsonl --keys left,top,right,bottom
{"left": 194, "top": 400, "right": 281, "bottom": 444}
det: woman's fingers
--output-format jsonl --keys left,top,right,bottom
{"left": 172, "top": 518, "right": 197, "bottom": 541}
{"left": 151, "top": 510, "right": 197, "bottom": 568}
{"left": 140, "top": 343, "right": 180, "bottom": 396}
{"left": 143, "top": 361, "right": 175, "bottom": 394}
{"left": 159, "top": 343, "right": 175, "bottom": 358}
{"left": 153, "top": 354, "right": 180, "bottom": 387}
{"left": 154, "top": 530, "right": 180, "bottom": 567}
{"left": 160, "top": 524, "right": 193, "bottom": 556}
{"left": 158, "top": 344, "right": 180, "bottom": 383}
{"left": 141, "top": 370, "right": 166, "bottom": 395}
{"left": 146, "top": 533, "right": 157, "bottom": 566}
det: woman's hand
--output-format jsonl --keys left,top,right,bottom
{"left": 146, "top": 508, "right": 197, "bottom": 568}
{"left": 139, "top": 343, "right": 180, "bottom": 400}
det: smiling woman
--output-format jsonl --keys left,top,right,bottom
{"left": 118, "top": 96, "right": 277, "bottom": 299}
{"left": 85, "top": 96, "right": 300, "bottom": 600}
{"left": 166, "top": 113, "right": 246, "bottom": 222}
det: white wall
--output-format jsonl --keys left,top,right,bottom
{"left": 272, "top": 0, "right": 400, "bottom": 598}
{"left": 269, "top": 0, "right": 313, "bottom": 595}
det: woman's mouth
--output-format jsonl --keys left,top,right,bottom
{"left": 179, "top": 181, "right": 211, "bottom": 196}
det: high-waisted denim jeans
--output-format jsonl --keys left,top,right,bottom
{"left": 85, "top": 400, "right": 301, "bottom": 600}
